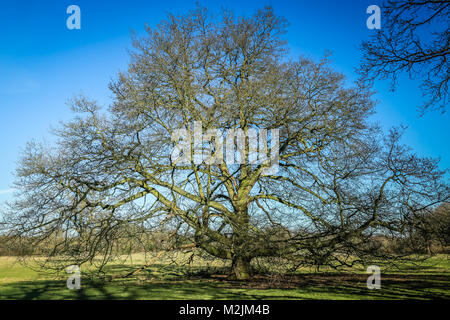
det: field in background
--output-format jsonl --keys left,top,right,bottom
{"left": 0, "top": 253, "right": 448, "bottom": 300}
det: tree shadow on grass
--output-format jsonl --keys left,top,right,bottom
{"left": 272, "top": 273, "right": 450, "bottom": 300}
{"left": 1, "top": 263, "right": 448, "bottom": 300}
{"left": 0, "top": 279, "right": 266, "bottom": 300}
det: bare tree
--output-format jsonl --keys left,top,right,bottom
{"left": 4, "top": 6, "right": 449, "bottom": 280}
{"left": 406, "top": 202, "right": 450, "bottom": 253}
{"left": 359, "top": 0, "right": 449, "bottom": 113}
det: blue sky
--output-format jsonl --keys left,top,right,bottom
{"left": 0, "top": 0, "right": 449, "bottom": 205}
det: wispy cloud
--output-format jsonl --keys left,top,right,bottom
{"left": 0, "top": 189, "right": 15, "bottom": 195}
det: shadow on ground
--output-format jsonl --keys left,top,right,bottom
{"left": 1, "top": 260, "right": 449, "bottom": 300}
{"left": 1, "top": 271, "right": 448, "bottom": 300}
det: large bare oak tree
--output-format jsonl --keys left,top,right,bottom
{"left": 4, "top": 7, "right": 449, "bottom": 279}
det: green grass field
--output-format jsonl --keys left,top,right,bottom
{"left": 0, "top": 254, "right": 448, "bottom": 300}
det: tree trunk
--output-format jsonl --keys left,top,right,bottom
{"left": 231, "top": 256, "right": 252, "bottom": 280}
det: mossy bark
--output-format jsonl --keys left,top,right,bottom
{"left": 231, "top": 256, "right": 252, "bottom": 280}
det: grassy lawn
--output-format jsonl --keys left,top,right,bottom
{"left": 0, "top": 254, "right": 448, "bottom": 300}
